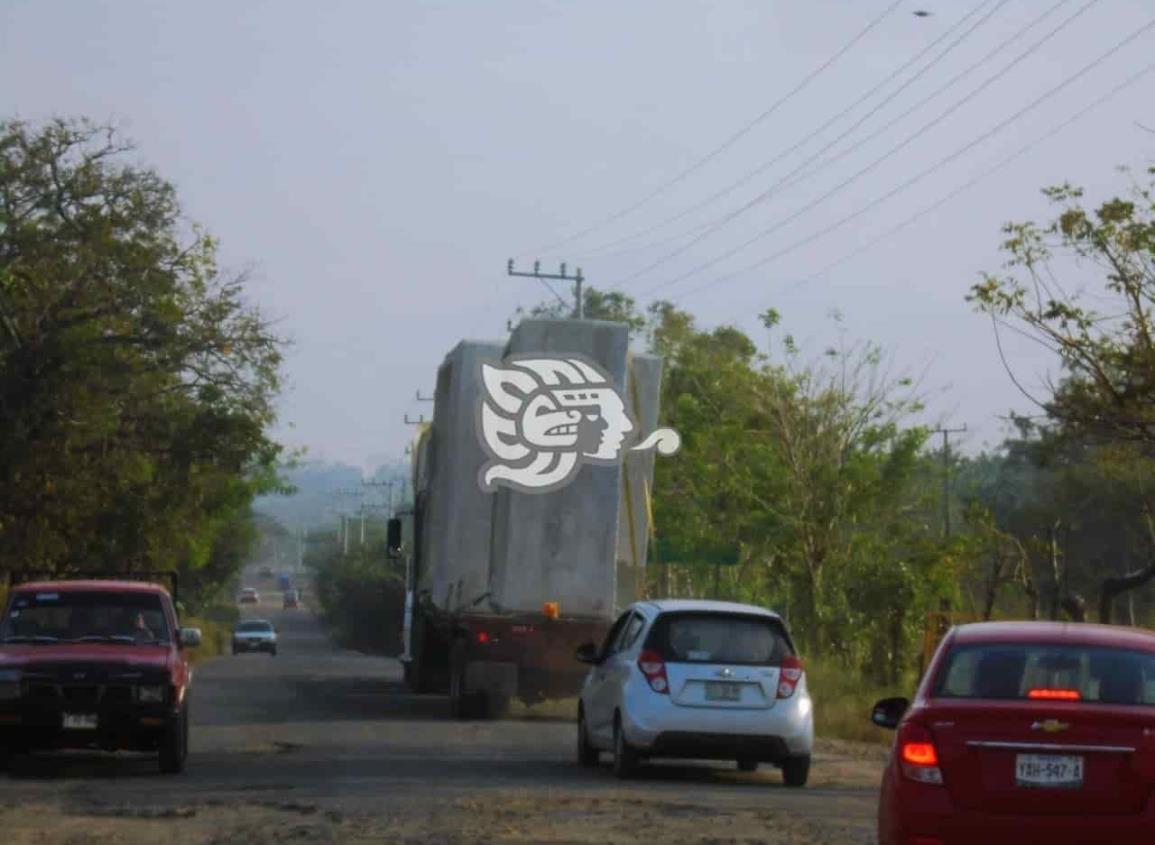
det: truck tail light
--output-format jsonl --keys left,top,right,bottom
{"left": 637, "top": 649, "right": 669, "bottom": 694}
{"left": 898, "top": 722, "right": 944, "bottom": 785}
{"left": 543, "top": 601, "right": 560, "bottom": 620}
{"left": 776, "top": 655, "right": 804, "bottom": 699}
{"left": 476, "top": 630, "right": 490, "bottom": 644}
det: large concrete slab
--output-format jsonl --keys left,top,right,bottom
{"left": 416, "top": 340, "right": 506, "bottom": 611}
{"left": 614, "top": 352, "right": 663, "bottom": 610}
{"left": 487, "top": 319, "right": 630, "bottom": 618}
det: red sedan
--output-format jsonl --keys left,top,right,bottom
{"left": 873, "top": 621, "right": 1155, "bottom": 845}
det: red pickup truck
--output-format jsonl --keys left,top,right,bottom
{"left": 0, "top": 575, "right": 202, "bottom": 773}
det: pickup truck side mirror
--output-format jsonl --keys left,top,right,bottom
{"left": 179, "top": 627, "right": 203, "bottom": 648}
{"left": 574, "top": 643, "right": 601, "bottom": 664}
{"left": 871, "top": 696, "right": 910, "bottom": 729}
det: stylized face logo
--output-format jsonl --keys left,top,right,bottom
{"left": 477, "top": 355, "right": 678, "bottom": 494}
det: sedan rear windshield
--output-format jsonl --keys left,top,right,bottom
{"left": 933, "top": 643, "right": 1155, "bottom": 705}
{"left": 645, "top": 612, "right": 794, "bottom": 665}
{"left": 1, "top": 590, "right": 171, "bottom": 645}
{"left": 237, "top": 621, "right": 273, "bottom": 633}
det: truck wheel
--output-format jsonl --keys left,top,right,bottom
{"left": 612, "top": 716, "right": 639, "bottom": 779}
{"left": 781, "top": 754, "right": 810, "bottom": 787}
{"left": 159, "top": 705, "right": 189, "bottom": 774}
{"left": 577, "top": 708, "right": 599, "bottom": 767}
{"left": 449, "top": 640, "right": 481, "bottom": 719}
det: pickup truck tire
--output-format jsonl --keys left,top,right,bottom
{"left": 159, "top": 705, "right": 189, "bottom": 774}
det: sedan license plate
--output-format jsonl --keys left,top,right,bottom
{"left": 63, "top": 713, "right": 98, "bottom": 730}
{"left": 704, "top": 681, "right": 742, "bottom": 702}
{"left": 1015, "top": 754, "right": 1083, "bottom": 788}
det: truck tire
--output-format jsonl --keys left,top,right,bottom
{"left": 448, "top": 639, "right": 483, "bottom": 720}
{"left": 159, "top": 705, "right": 189, "bottom": 774}
{"left": 411, "top": 614, "right": 442, "bottom": 694}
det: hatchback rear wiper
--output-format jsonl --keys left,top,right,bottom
{"left": 72, "top": 635, "right": 139, "bottom": 644}
{"left": 1, "top": 635, "right": 61, "bottom": 643}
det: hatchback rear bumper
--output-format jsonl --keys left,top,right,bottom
{"left": 647, "top": 731, "right": 791, "bottom": 763}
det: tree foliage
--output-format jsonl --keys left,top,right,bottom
{"left": 0, "top": 118, "right": 286, "bottom": 601}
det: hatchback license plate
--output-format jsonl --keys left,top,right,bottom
{"left": 1015, "top": 754, "right": 1083, "bottom": 788}
{"left": 705, "top": 681, "right": 741, "bottom": 701}
{"left": 63, "top": 713, "right": 98, "bottom": 730}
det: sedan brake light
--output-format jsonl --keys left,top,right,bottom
{"left": 1027, "top": 688, "right": 1081, "bottom": 701}
{"left": 637, "top": 649, "right": 669, "bottom": 694}
{"left": 776, "top": 655, "right": 804, "bottom": 699}
{"left": 897, "top": 722, "right": 944, "bottom": 785}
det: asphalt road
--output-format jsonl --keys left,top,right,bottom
{"left": 1, "top": 594, "right": 884, "bottom": 844}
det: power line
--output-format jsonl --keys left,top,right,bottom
{"left": 610, "top": 0, "right": 1062, "bottom": 273}
{"left": 573, "top": 0, "right": 1000, "bottom": 263}
{"left": 791, "top": 61, "right": 1155, "bottom": 287}
{"left": 635, "top": 0, "right": 1099, "bottom": 296}
{"left": 517, "top": 0, "right": 904, "bottom": 260}
{"left": 668, "top": 22, "right": 1155, "bottom": 305}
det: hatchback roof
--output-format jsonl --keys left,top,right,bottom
{"left": 952, "top": 621, "right": 1155, "bottom": 651}
{"left": 641, "top": 598, "right": 782, "bottom": 619}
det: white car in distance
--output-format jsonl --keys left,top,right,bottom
{"left": 575, "top": 599, "right": 813, "bottom": 785}
{"left": 232, "top": 618, "right": 278, "bottom": 656}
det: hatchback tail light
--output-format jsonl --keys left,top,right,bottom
{"left": 898, "top": 722, "right": 944, "bottom": 785}
{"left": 776, "top": 655, "right": 804, "bottom": 699}
{"left": 637, "top": 649, "right": 669, "bottom": 694}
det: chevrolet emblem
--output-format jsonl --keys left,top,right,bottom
{"left": 1031, "top": 719, "right": 1069, "bottom": 733}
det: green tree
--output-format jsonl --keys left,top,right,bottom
{"left": 0, "top": 117, "right": 286, "bottom": 589}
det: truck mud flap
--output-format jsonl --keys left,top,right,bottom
{"left": 465, "top": 660, "right": 518, "bottom": 700}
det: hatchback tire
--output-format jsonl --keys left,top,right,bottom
{"left": 612, "top": 717, "right": 639, "bottom": 778}
{"left": 781, "top": 754, "right": 810, "bottom": 787}
{"left": 577, "top": 709, "right": 599, "bottom": 767}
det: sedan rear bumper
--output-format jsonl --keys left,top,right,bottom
{"left": 232, "top": 640, "right": 275, "bottom": 652}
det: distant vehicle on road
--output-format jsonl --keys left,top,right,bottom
{"left": 575, "top": 599, "right": 812, "bottom": 785}
{"left": 872, "top": 620, "right": 1155, "bottom": 844}
{"left": 232, "top": 619, "right": 277, "bottom": 656}
{"left": 238, "top": 587, "right": 259, "bottom": 605}
{"left": 283, "top": 590, "right": 301, "bottom": 609}
{"left": 0, "top": 573, "right": 201, "bottom": 774}
{"left": 277, "top": 573, "right": 292, "bottom": 592}
{"left": 257, "top": 566, "right": 274, "bottom": 579}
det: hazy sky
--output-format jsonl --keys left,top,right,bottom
{"left": 3, "top": 0, "right": 1153, "bottom": 470}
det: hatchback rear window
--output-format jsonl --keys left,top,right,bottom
{"left": 933, "top": 643, "right": 1155, "bottom": 705}
{"left": 645, "top": 613, "right": 793, "bottom": 665}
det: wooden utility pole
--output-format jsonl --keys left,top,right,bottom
{"left": 933, "top": 425, "right": 967, "bottom": 538}
{"left": 507, "top": 259, "right": 586, "bottom": 319}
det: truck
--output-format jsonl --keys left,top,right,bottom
{"left": 0, "top": 571, "right": 203, "bottom": 773}
{"left": 391, "top": 318, "right": 665, "bottom": 718}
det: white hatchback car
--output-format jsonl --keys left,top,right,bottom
{"left": 575, "top": 599, "right": 813, "bottom": 785}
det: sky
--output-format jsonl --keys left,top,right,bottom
{"left": 2, "top": 0, "right": 1153, "bottom": 470}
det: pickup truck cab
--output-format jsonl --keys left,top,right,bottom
{"left": 0, "top": 578, "right": 201, "bottom": 773}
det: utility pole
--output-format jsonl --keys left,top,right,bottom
{"left": 507, "top": 259, "right": 586, "bottom": 319}
{"left": 933, "top": 424, "right": 967, "bottom": 539}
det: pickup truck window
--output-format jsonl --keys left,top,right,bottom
{"left": 1, "top": 591, "right": 172, "bottom": 645}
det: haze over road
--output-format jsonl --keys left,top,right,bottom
{"left": 2, "top": 597, "right": 884, "bottom": 844}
